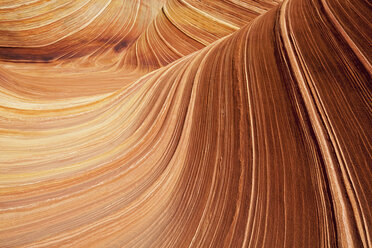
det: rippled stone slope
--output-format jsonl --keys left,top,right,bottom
{"left": 0, "top": 0, "right": 371, "bottom": 247}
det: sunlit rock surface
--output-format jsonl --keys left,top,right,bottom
{"left": 0, "top": 0, "right": 371, "bottom": 247}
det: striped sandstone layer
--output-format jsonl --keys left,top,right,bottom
{"left": 0, "top": 0, "right": 371, "bottom": 247}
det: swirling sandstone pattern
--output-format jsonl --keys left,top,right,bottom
{"left": 0, "top": 0, "right": 371, "bottom": 247}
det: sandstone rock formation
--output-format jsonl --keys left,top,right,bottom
{"left": 0, "top": 0, "right": 370, "bottom": 247}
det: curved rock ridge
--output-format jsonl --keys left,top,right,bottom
{"left": 122, "top": 0, "right": 280, "bottom": 70}
{"left": 0, "top": 0, "right": 279, "bottom": 99}
{"left": 0, "top": 0, "right": 278, "bottom": 65}
{"left": 0, "top": 0, "right": 371, "bottom": 247}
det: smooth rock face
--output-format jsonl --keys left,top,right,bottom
{"left": 0, "top": 0, "right": 370, "bottom": 247}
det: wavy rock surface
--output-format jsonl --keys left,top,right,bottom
{"left": 0, "top": 0, "right": 371, "bottom": 247}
